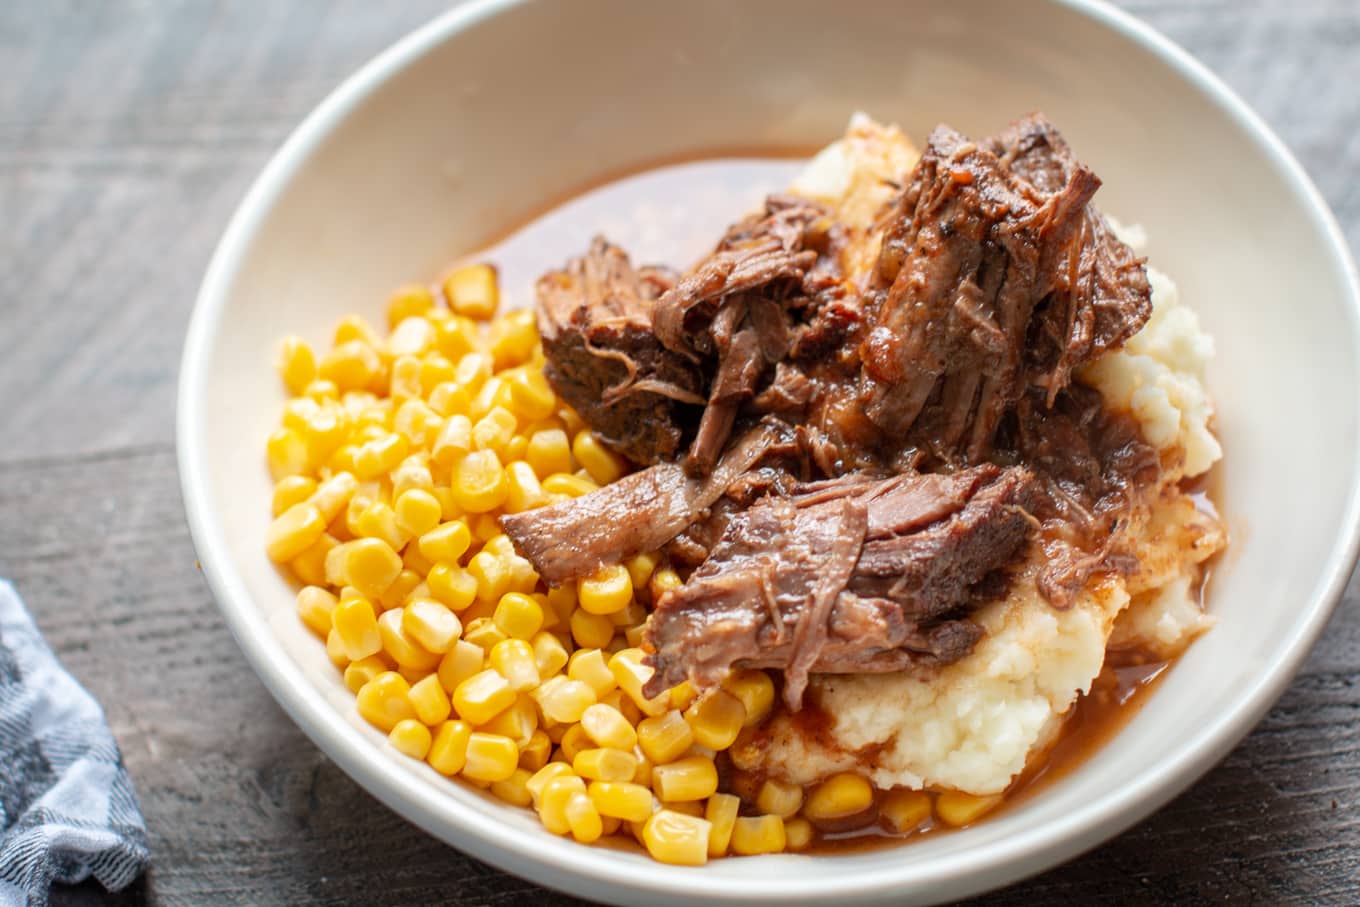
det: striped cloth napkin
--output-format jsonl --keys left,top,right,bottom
{"left": 0, "top": 580, "right": 149, "bottom": 906}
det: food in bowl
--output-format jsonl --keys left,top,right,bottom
{"left": 261, "top": 112, "right": 1225, "bottom": 864}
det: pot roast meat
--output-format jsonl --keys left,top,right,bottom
{"left": 643, "top": 464, "right": 1040, "bottom": 708}
{"left": 499, "top": 421, "right": 784, "bottom": 585}
{"left": 535, "top": 237, "right": 703, "bottom": 465}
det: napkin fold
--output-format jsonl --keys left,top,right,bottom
{"left": 0, "top": 580, "right": 149, "bottom": 906}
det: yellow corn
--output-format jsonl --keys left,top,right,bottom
{"left": 490, "top": 767, "right": 534, "bottom": 808}
{"left": 266, "top": 502, "right": 326, "bottom": 562}
{"left": 651, "top": 755, "right": 718, "bottom": 802}
{"left": 731, "top": 815, "right": 786, "bottom": 856}
{"left": 609, "top": 649, "right": 670, "bottom": 717}
{"left": 388, "top": 719, "right": 433, "bottom": 760}
{"left": 405, "top": 674, "right": 451, "bottom": 726}
{"left": 531, "top": 676, "right": 597, "bottom": 724}
{"left": 579, "top": 703, "right": 637, "bottom": 751}
{"left": 542, "top": 472, "right": 598, "bottom": 498}
{"left": 401, "top": 599, "right": 461, "bottom": 654}
{"left": 333, "top": 314, "right": 384, "bottom": 349}
{"left": 419, "top": 354, "right": 457, "bottom": 397}
{"left": 573, "top": 747, "right": 638, "bottom": 783}
{"left": 462, "top": 732, "right": 518, "bottom": 782}
{"left": 343, "top": 654, "right": 389, "bottom": 694}
{"left": 935, "top": 791, "right": 1001, "bottom": 827}
{"left": 572, "top": 431, "right": 626, "bottom": 485}
{"left": 467, "top": 552, "right": 512, "bottom": 605}
{"left": 319, "top": 339, "right": 382, "bottom": 391}
{"left": 588, "top": 781, "right": 653, "bottom": 823}
{"left": 525, "top": 428, "right": 573, "bottom": 479}
{"left": 354, "top": 501, "right": 406, "bottom": 551}
{"left": 539, "top": 774, "right": 587, "bottom": 835}
{"left": 303, "top": 379, "right": 339, "bottom": 402}
{"left": 332, "top": 596, "right": 382, "bottom": 661}
{"left": 564, "top": 791, "right": 604, "bottom": 844}
{"left": 434, "top": 315, "right": 478, "bottom": 362}
{"left": 378, "top": 569, "right": 423, "bottom": 611}
{"left": 493, "top": 592, "right": 544, "bottom": 640}
{"left": 463, "top": 617, "right": 508, "bottom": 652}
{"left": 527, "top": 762, "right": 575, "bottom": 806}
{"left": 386, "top": 283, "right": 435, "bottom": 327}
{"left": 427, "top": 719, "right": 472, "bottom": 775}
{"left": 388, "top": 317, "right": 435, "bottom": 358}
{"left": 356, "top": 671, "right": 416, "bottom": 732}
{"left": 684, "top": 689, "right": 745, "bottom": 751}
{"left": 577, "top": 564, "right": 633, "bottom": 616}
{"left": 530, "top": 631, "right": 570, "bottom": 679}
{"left": 642, "top": 810, "right": 711, "bottom": 866}
{"left": 472, "top": 406, "right": 517, "bottom": 457}
{"left": 879, "top": 788, "right": 932, "bottom": 834}
{"left": 307, "top": 472, "right": 358, "bottom": 524}
{"left": 784, "top": 817, "right": 813, "bottom": 851}
{"left": 723, "top": 670, "right": 776, "bottom": 728}
{"left": 519, "top": 729, "right": 552, "bottom": 772}
{"left": 452, "top": 669, "right": 515, "bottom": 726}
{"left": 436, "top": 639, "right": 484, "bottom": 694}
{"left": 480, "top": 693, "right": 538, "bottom": 746}
{"left": 667, "top": 681, "right": 697, "bottom": 712}
{"left": 443, "top": 263, "right": 499, "bottom": 320}
{"left": 451, "top": 450, "right": 507, "bottom": 513}
{"left": 290, "top": 532, "right": 339, "bottom": 587}
{"left": 557, "top": 724, "right": 592, "bottom": 763}
{"left": 568, "top": 649, "right": 618, "bottom": 698}
{"left": 393, "top": 488, "right": 442, "bottom": 538}
{"left": 427, "top": 563, "right": 478, "bottom": 611}
{"left": 705, "top": 793, "right": 740, "bottom": 857}
{"left": 327, "top": 537, "right": 403, "bottom": 600}
{"left": 502, "top": 461, "right": 544, "bottom": 513}
{"left": 353, "top": 433, "right": 409, "bottom": 480}
{"left": 803, "top": 772, "right": 874, "bottom": 824}
{"left": 649, "top": 566, "right": 682, "bottom": 601}
{"left": 432, "top": 414, "right": 474, "bottom": 468}
{"left": 623, "top": 552, "right": 660, "bottom": 595}
{"left": 488, "top": 639, "right": 540, "bottom": 691}
{"left": 507, "top": 367, "right": 557, "bottom": 421}
{"left": 278, "top": 336, "right": 318, "bottom": 395}
{"left": 326, "top": 628, "right": 348, "bottom": 667}
{"left": 389, "top": 354, "right": 423, "bottom": 402}
{"left": 631, "top": 745, "right": 654, "bottom": 788}
{"left": 428, "top": 381, "right": 471, "bottom": 418}
{"left": 272, "top": 475, "right": 318, "bottom": 517}
{"left": 756, "top": 778, "right": 803, "bottom": 819}
{"left": 602, "top": 689, "right": 643, "bottom": 727}
{"left": 295, "top": 585, "right": 336, "bottom": 638}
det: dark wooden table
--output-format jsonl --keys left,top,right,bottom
{"left": 3, "top": 1, "right": 1357, "bottom": 904}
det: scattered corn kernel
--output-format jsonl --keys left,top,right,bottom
{"left": 278, "top": 336, "right": 318, "bottom": 394}
{"left": 569, "top": 608, "right": 615, "bottom": 651}
{"left": 532, "top": 677, "right": 597, "bottom": 724}
{"left": 295, "top": 585, "right": 336, "bottom": 638}
{"left": 652, "top": 755, "right": 719, "bottom": 802}
{"left": 636, "top": 710, "right": 694, "bottom": 766}
{"left": 731, "top": 815, "right": 786, "bottom": 856}
{"left": 343, "top": 654, "right": 389, "bottom": 694}
{"left": 684, "top": 690, "right": 746, "bottom": 751}
{"left": 756, "top": 778, "right": 804, "bottom": 819}
{"left": 588, "top": 781, "right": 653, "bottom": 823}
{"left": 333, "top": 596, "right": 382, "bottom": 661}
{"left": 642, "top": 810, "right": 711, "bottom": 866}
{"left": 784, "top": 817, "right": 813, "bottom": 851}
{"left": 443, "top": 263, "right": 499, "bottom": 320}
{"left": 427, "top": 563, "right": 478, "bottom": 611}
{"left": 935, "top": 791, "right": 1001, "bottom": 828}
{"left": 389, "top": 719, "right": 433, "bottom": 760}
{"left": 490, "top": 767, "right": 534, "bottom": 808}
{"left": 402, "top": 599, "right": 461, "bottom": 654}
{"left": 356, "top": 671, "right": 416, "bottom": 732}
{"left": 530, "top": 631, "right": 569, "bottom": 679}
{"left": 577, "top": 563, "right": 633, "bottom": 616}
{"left": 804, "top": 772, "right": 875, "bottom": 823}
{"left": 489, "top": 639, "right": 540, "bottom": 691}
{"left": 705, "top": 793, "right": 740, "bottom": 857}
{"left": 493, "top": 592, "right": 544, "bottom": 640}
{"left": 723, "top": 669, "right": 776, "bottom": 728}
{"left": 462, "top": 732, "right": 519, "bottom": 782}
{"left": 266, "top": 502, "right": 326, "bottom": 562}
{"left": 272, "top": 475, "right": 318, "bottom": 516}
{"left": 453, "top": 669, "right": 516, "bottom": 726}
{"left": 579, "top": 703, "right": 636, "bottom": 751}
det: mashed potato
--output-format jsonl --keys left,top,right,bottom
{"left": 730, "top": 117, "right": 1227, "bottom": 796}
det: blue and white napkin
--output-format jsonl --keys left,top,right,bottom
{"left": 0, "top": 580, "right": 149, "bottom": 906}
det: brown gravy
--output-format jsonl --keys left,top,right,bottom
{"left": 474, "top": 154, "right": 1218, "bottom": 855}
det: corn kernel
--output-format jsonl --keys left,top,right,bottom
{"left": 394, "top": 488, "right": 443, "bottom": 540}
{"left": 304, "top": 378, "right": 339, "bottom": 401}
{"left": 502, "top": 461, "right": 545, "bottom": 513}
{"left": 567, "top": 651, "right": 618, "bottom": 700}
{"left": 610, "top": 649, "right": 670, "bottom": 717}
{"left": 542, "top": 472, "right": 598, "bottom": 498}
{"left": 443, "top": 263, "right": 499, "bottom": 320}
{"left": 467, "top": 551, "right": 512, "bottom": 605}
{"left": 578, "top": 564, "right": 633, "bottom": 616}
{"left": 579, "top": 703, "right": 637, "bottom": 752}
{"left": 573, "top": 747, "right": 638, "bottom": 783}
{"left": 490, "top": 767, "right": 535, "bottom": 808}
{"left": 266, "top": 502, "right": 326, "bottom": 562}
{"left": 428, "top": 381, "right": 471, "bottom": 419}
{"left": 705, "top": 793, "right": 740, "bottom": 857}
{"left": 527, "top": 762, "right": 575, "bottom": 806}
{"left": 723, "top": 670, "right": 776, "bottom": 728}
{"left": 667, "top": 681, "right": 697, "bottom": 712}
{"left": 389, "top": 718, "right": 433, "bottom": 759}
{"left": 437, "top": 640, "right": 484, "bottom": 695}
{"left": 526, "top": 633, "right": 568, "bottom": 681}
{"left": 572, "top": 431, "right": 626, "bottom": 485}
{"left": 642, "top": 810, "right": 711, "bottom": 866}
{"left": 277, "top": 336, "right": 318, "bottom": 394}
{"left": 434, "top": 315, "right": 478, "bottom": 361}
{"left": 462, "top": 732, "right": 518, "bottom": 782}
{"left": 570, "top": 608, "right": 615, "bottom": 651}
{"left": 472, "top": 406, "right": 517, "bottom": 456}
{"left": 452, "top": 669, "right": 515, "bottom": 726}
{"left": 565, "top": 790, "right": 604, "bottom": 843}
{"left": 355, "top": 501, "right": 406, "bottom": 551}
{"left": 431, "top": 414, "right": 473, "bottom": 468}
{"left": 489, "top": 639, "right": 540, "bottom": 691}
{"left": 652, "top": 755, "right": 718, "bottom": 802}
{"left": 389, "top": 354, "right": 423, "bottom": 402}
{"left": 295, "top": 585, "right": 336, "bottom": 638}
{"left": 356, "top": 671, "right": 416, "bottom": 732}
{"left": 389, "top": 316, "right": 435, "bottom": 358}
{"left": 333, "top": 596, "right": 382, "bottom": 661}
{"left": 756, "top": 778, "right": 803, "bottom": 819}
{"left": 422, "top": 720, "right": 472, "bottom": 776}
{"left": 376, "top": 569, "right": 422, "bottom": 611}
{"left": 290, "top": 532, "right": 340, "bottom": 587}
{"left": 531, "top": 676, "right": 597, "bottom": 724}
{"left": 539, "top": 774, "right": 587, "bottom": 835}
{"left": 332, "top": 537, "right": 403, "bottom": 600}
{"left": 386, "top": 284, "right": 435, "bottom": 327}
{"left": 452, "top": 450, "right": 507, "bottom": 513}
{"left": 408, "top": 673, "right": 452, "bottom": 725}
{"left": 463, "top": 616, "right": 508, "bottom": 652}
{"left": 519, "top": 729, "right": 552, "bottom": 771}
{"left": 584, "top": 780, "right": 651, "bottom": 823}
{"left": 481, "top": 692, "right": 538, "bottom": 746}
{"left": 876, "top": 788, "right": 930, "bottom": 834}
{"left": 493, "top": 592, "right": 543, "bottom": 640}
{"left": 935, "top": 791, "right": 1001, "bottom": 827}
{"left": 650, "top": 566, "right": 682, "bottom": 600}
{"left": 526, "top": 428, "right": 573, "bottom": 479}
{"left": 507, "top": 367, "right": 558, "bottom": 421}
{"left": 319, "top": 339, "right": 382, "bottom": 391}
{"left": 427, "top": 563, "right": 478, "bottom": 611}
{"left": 353, "top": 433, "right": 408, "bottom": 480}
{"left": 308, "top": 472, "right": 359, "bottom": 523}
{"left": 343, "top": 654, "right": 389, "bottom": 694}
{"left": 272, "top": 475, "right": 318, "bottom": 517}
{"left": 731, "top": 815, "right": 786, "bottom": 856}
{"left": 684, "top": 690, "right": 745, "bottom": 750}
{"left": 601, "top": 689, "right": 643, "bottom": 727}
{"left": 803, "top": 772, "right": 875, "bottom": 823}
{"left": 784, "top": 817, "right": 813, "bottom": 851}
{"left": 326, "top": 628, "right": 348, "bottom": 667}
{"left": 378, "top": 608, "right": 441, "bottom": 671}
{"left": 416, "top": 522, "right": 469, "bottom": 568}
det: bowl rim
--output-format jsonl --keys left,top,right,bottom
{"left": 176, "top": 0, "right": 1360, "bottom": 902}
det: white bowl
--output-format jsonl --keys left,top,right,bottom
{"left": 177, "top": 1, "right": 1360, "bottom": 903}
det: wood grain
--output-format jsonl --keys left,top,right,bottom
{"left": 1, "top": 1, "right": 1356, "bottom": 904}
